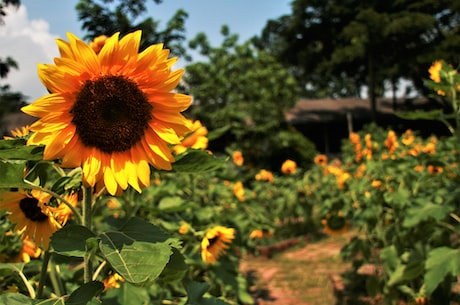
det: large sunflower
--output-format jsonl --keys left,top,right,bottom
{"left": 201, "top": 226, "right": 235, "bottom": 264}
{"left": 21, "top": 31, "right": 192, "bottom": 195}
{"left": 0, "top": 190, "right": 61, "bottom": 249}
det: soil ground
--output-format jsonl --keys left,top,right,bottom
{"left": 241, "top": 232, "right": 354, "bottom": 305}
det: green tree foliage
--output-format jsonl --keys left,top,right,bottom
{"left": 255, "top": 0, "right": 460, "bottom": 104}
{"left": 184, "top": 26, "right": 316, "bottom": 169}
{"left": 76, "top": 0, "right": 189, "bottom": 58}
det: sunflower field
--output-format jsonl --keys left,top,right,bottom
{"left": 0, "top": 29, "right": 460, "bottom": 305}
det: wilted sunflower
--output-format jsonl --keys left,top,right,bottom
{"left": 0, "top": 190, "right": 61, "bottom": 248}
{"left": 201, "top": 226, "right": 235, "bottom": 264}
{"left": 21, "top": 31, "right": 192, "bottom": 195}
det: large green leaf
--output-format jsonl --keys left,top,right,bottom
{"left": 116, "top": 217, "right": 179, "bottom": 246}
{"left": 98, "top": 217, "right": 180, "bottom": 286}
{"left": 0, "top": 160, "right": 30, "bottom": 188}
{"left": 171, "top": 149, "right": 226, "bottom": 173}
{"left": 51, "top": 225, "right": 97, "bottom": 257}
{"left": 158, "top": 248, "right": 187, "bottom": 283}
{"left": 158, "top": 196, "right": 193, "bottom": 213}
{"left": 65, "top": 281, "right": 104, "bottom": 305}
{"left": 102, "top": 282, "right": 150, "bottom": 305}
{"left": 99, "top": 232, "right": 173, "bottom": 286}
{"left": 184, "top": 280, "right": 232, "bottom": 305}
{"left": 0, "top": 139, "right": 44, "bottom": 160}
{"left": 403, "top": 203, "right": 452, "bottom": 228}
{"left": 425, "top": 247, "right": 460, "bottom": 295}
{"left": 0, "top": 293, "right": 34, "bottom": 305}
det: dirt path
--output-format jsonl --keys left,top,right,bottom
{"left": 241, "top": 234, "right": 353, "bottom": 305}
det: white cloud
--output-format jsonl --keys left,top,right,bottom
{"left": 0, "top": 5, "right": 59, "bottom": 102}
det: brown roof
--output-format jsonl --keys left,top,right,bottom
{"left": 285, "top": 97, "right": 428, "bottom": 124}
{"left": 1, "top": 112, "right": 37, "bottom": 136}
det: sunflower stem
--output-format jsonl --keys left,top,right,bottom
{"left": 48, "top": 258, "right": 65, "bottom": 297}
{"left": 37, "top": 250, "right": 52, "bottom": 299}
{"left": 82, "top": 186, "right": 93, "bottom": 283}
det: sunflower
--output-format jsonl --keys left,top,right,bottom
{"left": 47, "top": 192, "right": 79, "bottom": 225}
{"left": 314, "top": 154, "right": 328, "bottom": 166}
{"left": 3, "top": 125, "right": 31, "bottom": 140}
{"left": 321, "top": 213, "right": 349, "bottom": 236}
{"left": 103, "top": 272, "right": 125, "bottom": 292}
{"left": 0, "top": 190, "right": 62, "bottom": 248}
{"left": 173, "top": 119, "right": 209, "bottom": 155}
{"left": 21, "top": 31, "right": 192, "bottom": 195}
{"left": 201, "top": 226, "right": 235, "bottom": 264}
{"left": 255, "top": 169, "right": 274, "bottom": 182}
{"left": 232, "top": 181, "right": 245, "bottom": 202}
{"left": 281, "top": 159, "right": 297, "bottom": 175}
{"left": 232, "top": 151, "right": 244, "bottom": 167}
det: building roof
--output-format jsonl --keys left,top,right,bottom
{"left": 285, "top": 97, "right": 431, "bottom": 124}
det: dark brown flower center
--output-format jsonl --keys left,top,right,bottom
{"left": 207, "top": 236, "right": 219, "bottom": 248}
{"left": 19, "top": 197, "right": 48, "bottom": 222}
{"left": 71, "top": 75, "right": 153, "bottom": 153}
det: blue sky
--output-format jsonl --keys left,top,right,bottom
{"left": 0, "top": 0, "right": 292, "bottom": 101}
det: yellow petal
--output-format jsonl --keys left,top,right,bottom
{"left": 99, "top": 32, "right": 120, "bottom": 68}
{"left": 82, "top": 148, "right": 102, "bottom": 187}
{"left": 118, "top": 31, "right": 142, "bottom": 60}
{"left": 103, "top": 166, "right": 118, "bottom": 196}
{"left": 149, "top": 121, "right": 180, "bottom": 144}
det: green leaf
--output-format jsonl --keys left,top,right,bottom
{"left": 387, "top": 252, "right": 424, "bottom": 286}
{"left": 184, "top": 280, "right": 232, "bottom": 305}
{"left": 51, "top": 225, "right": 97, "bottom": 257}
{"left": 0, "top": 262, "right": 26, "bottom": 272}
{"left": 117, "top": 217, "right": 179, "bottom": 245}
{"left": 425, "top": 247, "right": 460, "bottom": 295}
{"left": 99, "top": 218, "right": 181, "bottom": 286}
{"left": 99, "top": 228, "right": 175, "bottom": 286}
{"left": 0, "top": 160, "right": 29, "bottom": 188}
{"left": 171, "top": 149, "right": 226, "bottom": 173}
{"left": 158, "top": 196, "right": 190, "bottom": 213}
{"left": 158, "top": 248, "right": 187, "bottom": 283}
{"left": 403, "top": 203, "right": 452, "bottom": 228}
{"left": 0, "top": 293, "right": 34, "bottom": 305}
{"left": 102, "top": 282, "right": 150, "bottom": 305}
{"left": 66, "top": 281, "right": 104, "bottom": 305}
{"left": 0, "top": 139, "right": 44, "bottom": 160}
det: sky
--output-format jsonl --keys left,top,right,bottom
{"left": 0, "top": 0, "right": 292, "bottom": 102}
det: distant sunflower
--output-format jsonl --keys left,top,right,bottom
{"left": 21, "top": 31, "right": 192, "bottom": 195}
{"left": 201, "top": 226, "right": 235, "bottom": 264}
{"left": 173, "top": 120, "right": 209, "bottom": 155}
{"left": 4, "top": 125, "right": 31, "bottom": 140}
{"left": 281, "top": 159, "right": 297, "bottom": 175}
{"left": 0, "top": 190, "right": 61, "bottom": 248}
{"left": 321, "top": 213, "right": 349, "bottom": 236}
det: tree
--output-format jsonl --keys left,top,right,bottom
{"left": 254, "top": 0, "right": 460, "bottom": 119}
{"left": 184, "top": 26, "right": 316, "bottom": 169}
{"left": 76, "top": 0, "right": 189, "bottom": 58}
